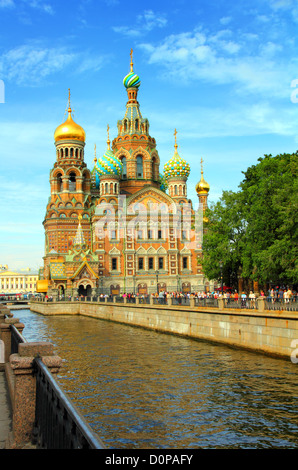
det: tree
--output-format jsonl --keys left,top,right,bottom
{"left": 202, "top": 152, "right": 298, "bottom": 289}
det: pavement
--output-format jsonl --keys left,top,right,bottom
{"left": 0, "top": 370, "right": 12, "bottom": 449}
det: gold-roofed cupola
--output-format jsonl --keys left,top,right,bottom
{"left": 54, "top": 89, "right": 86, "bottom": 143}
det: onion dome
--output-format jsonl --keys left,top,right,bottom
{"left": 196, "top": 158, "right": 210, "bottom": 194}
{"left": 123, "top": 72, "right": 141, "bottom": 89}
{"left": 95, "top": 125, "right": 123, "bottom": 177}
{"left": 164, "top": 129, "right": 190, "bottom": 179}
{"left": 54, "top": 89, "right": 85, "bottom": 143}
{"left": 123, "top": 48, "right": 141, "bottom": 89}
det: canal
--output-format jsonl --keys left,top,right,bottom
{"left": 16, "top": 309, "right": 298, "bottom": 449}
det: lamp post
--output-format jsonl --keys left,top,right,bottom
{"left": 155, "top": 270, "right": 159, "bottom": 294}
{"left": 219, "top": 261, "right": 223, "bottom": 296}
{"left": 132, "top": 275, "right": 135, "bottom": 295}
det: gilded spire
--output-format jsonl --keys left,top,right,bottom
{"left": 130, "top": 48, "right": 134, "bottom": 72}
{"left": 107, "top": 124, "right": 110, "bottom": 150}
{"left": 68, "top": 88, "right": 71, "bottom": 112}
{"left": 174, "top": 128, "right": 178, "bottom": 153}
{"left": 201, "top": 157, "right": 204, "bottom": 175}
{"left": 94, "top": 143, "right": 97, "bottom": 163}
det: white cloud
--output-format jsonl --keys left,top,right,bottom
{"left": 0, "top": 0, "right": 54, "bottom": 13}
{"left": 0, "top": 43, "right": 107, "bottom": 85}
{"left": 138, "top": 28, "right": 295, "bottom": 98}
{"left": 0, "top": 45, "right": 75, "bottom": 84}
{"left": 0, "top": 0, "right": 14, "bottom": 7}
{"left": 113, "top": 9, "right": 167, "bottom": 37}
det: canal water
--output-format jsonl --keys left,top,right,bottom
{"left": 16, "top": 309, "right": 298, "bottom": 449}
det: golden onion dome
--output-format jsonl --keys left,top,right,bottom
{"left": 54, "top": 107, "right": 86, "bottom": 142}
{"left": 196, "top": 174, "right": 210, "bottom": 194}
{"left": 54, "top": 90, "right": 85, "bottom": 143}
{"left": 196, "top": 158, "right": 210, "bottom": 194}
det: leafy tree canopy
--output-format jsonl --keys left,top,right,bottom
{"left": 202, "top": 152, "right": 298, "bottom": 288}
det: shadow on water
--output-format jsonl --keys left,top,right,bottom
{"left": 16, "top": 309, "right": 298, "bottom": 449}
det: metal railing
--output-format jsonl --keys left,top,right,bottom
{"left": 194, "top": 297, "right": 218, "bottom": 308}
{"left": 223, "top": 298, "right": 259, "bottom": 310}
{"left": 11, "top": 324, "right": 27, "bottom": 353}
{"left": 265, "top": 300, "right": 298, "bottom": 311}
{"left": 33, "top": 358, "right": 105, "bottom": 449}
{"left": 7, "top": 318, "right": 105, "bottom": 449}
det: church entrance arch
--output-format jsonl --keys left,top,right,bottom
{"left": 57, "top": 284, "right": 65, "bottom": 296}
{"left": 78, "top": 284, "right": 92, "bottom": 297}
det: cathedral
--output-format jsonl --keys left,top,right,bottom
{"left": 37, "top": 52, "right": 212, "bottom": 298}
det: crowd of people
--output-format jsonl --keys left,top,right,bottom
{"left": 43, "top": 285, "right": 297, "bottom": 306}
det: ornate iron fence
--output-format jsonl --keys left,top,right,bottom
{"left": 8, "top": 321, "right": 105, "bottom": 449}
{"left": 33, "top": 358, "right": 105, "bottom": 449}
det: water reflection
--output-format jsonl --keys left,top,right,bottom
{"left": 17, "top": 309, "right": 298, "bottom": 449}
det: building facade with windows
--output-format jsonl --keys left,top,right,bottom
{"left": 37, "top": 52, "right": 212, "bottom": 298}
{"left": 0, "top": 266, "right": 39, "bottom": 294}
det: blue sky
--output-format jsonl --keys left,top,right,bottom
{"left": 0, "top": 0, "right": 298, "bottom": 271}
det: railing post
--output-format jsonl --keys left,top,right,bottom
{"left": 8, "top": 342, "right": 62, "bottom": 449}
{"left": 0, "top": 318, "right": 25, "bottom": 364}
{"left": 218, "top": 298, "right": 224, "bottom": 310}
{"left": 258, "top": 297, "right": 265, "bottom": 313}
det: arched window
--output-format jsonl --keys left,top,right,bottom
{"left": 70, "top": 148, "right": 73, "bottom": 157}
{"left": 69, "top": 172, "right": 76, "bottom": 192}
{"left": 105, "top": 182, "right": 108, "bottom": 194}
{"left": 135, "top": 119, "right": 139, "bottom": 131}
{"left": 121, "top": 157, "right": 127, "bottom": 179}
{"left": 57, "top": 173, "right": 62, "bottom": 192}
{"left": 136, "top": 155, "right": 143, "bottom": 178}
{"left": 65, "top": 148, "right": 68, "bottom": 157}
{"left": 75, "top": 148, "right": 78, "bottom": 157}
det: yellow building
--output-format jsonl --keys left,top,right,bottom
{"left": 0, "top": 267, "right": 39, "bottom": 295}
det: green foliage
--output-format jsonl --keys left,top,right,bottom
{"left": 202, "top": 152, "right": 298, "bottom": 287}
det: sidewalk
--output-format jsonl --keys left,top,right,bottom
{"left": 0, "top": 370, "right": 12, "bottom": 449}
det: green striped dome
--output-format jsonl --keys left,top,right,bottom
{"left": 123, "top": 72, "right": 141, "bottom": 88}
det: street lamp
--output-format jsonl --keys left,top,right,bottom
{"left": 219, "top": 260, "right": 223, "bottom": 296}
{"left": 132, "top": 275, "right": 135, "bottom": 295}
{"left": 155, "top": 270, "right": 159, "bottom": 294}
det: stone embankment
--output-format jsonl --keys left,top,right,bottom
{"left": 30, "top": 299, "right": 298, "bottom": 361}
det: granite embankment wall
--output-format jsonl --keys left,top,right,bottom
{"left": 30, "top": 301, "right": 298, "bottom": 360}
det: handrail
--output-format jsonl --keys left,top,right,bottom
{"left": 10, "top": 323, "right": 27, "bottom": 354}
{"left": 33, "top": 357, "right": 105, "bottom": 449}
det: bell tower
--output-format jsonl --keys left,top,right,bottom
{"left": 112, "top": 50, "right": 160, "bottom": 194}
{"left": 43, "top": 90, "right": 92, "bottom": 262}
